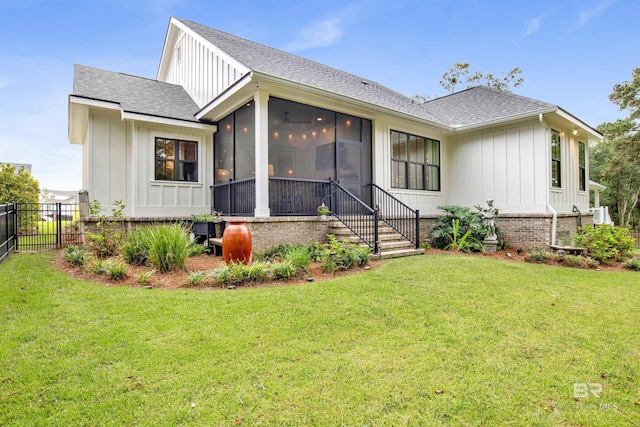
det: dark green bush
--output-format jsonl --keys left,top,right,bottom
{"left": 429, "top": 205, "right": 488, "bottom": 252}
{"left": 623, "top": 258, "right": 640, "bottom": 271}
{"left": 525, "top": 248, "right": 560, "bottom": 263}
{"left": 573, "top": 225, "right": 634, "bottom": 263}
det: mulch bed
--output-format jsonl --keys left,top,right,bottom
{"left": 51, "top": 251, "right": 382, "bottom": 290}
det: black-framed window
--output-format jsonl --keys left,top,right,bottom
{"left": 155, "top": 138, "right": 198, "bottom": 182}
{"left": 214, "top": 101, "right": 255, "bottom": 183}
{"left": 551, "top": 129, "right": 561, "bottom": 188}
{"left": 578, "top": 141, "right": 586, "bottom": 191}
{"left": 391, "top": 130, "right": 440, "bottom": 191}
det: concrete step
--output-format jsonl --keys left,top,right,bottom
{"left": 378, "top": 240, "right": 417, "bottom": 250}
{"left": 370, "top": 248, "right": 425, "bottom": 260}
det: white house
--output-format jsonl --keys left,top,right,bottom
{"left": 68, "top": 17, "right": 602, "bottom": 251}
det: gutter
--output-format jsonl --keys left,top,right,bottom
{"left": 450, "top": 107, "right": 558, "bottom": 133}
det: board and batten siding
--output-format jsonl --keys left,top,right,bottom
{"left": 84, "top": 109, "right": 213, "bottom": 217}
{"left": 447, "top": 121, "right": 549, "bottom": 214}
{"left": 162, "top": 29, "right": 246, "bottom": 107}
{"left": 548, "top": 129, "right": 589, "bottom": 213}
{"left": 84, "top": 109, "right": 128, "bottom": 214}
{"left": 133, "top": 125, "right": 213, "bottom": 217}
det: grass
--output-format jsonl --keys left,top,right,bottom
{"left": 1, "top": 252, "right": 638, "bottom": 426}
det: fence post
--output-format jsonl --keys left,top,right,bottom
{"left": 373, "top": 209, "right": 380, "bottom": 254}
{"left": 56, "top": 202, "right": 62, "bottom": 248}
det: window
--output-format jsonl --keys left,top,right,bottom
{"left": 214, "top": 101, "right": 255, "bottom": 183}
{"left": 551, "top": 129, "right": 561, "bottom": 188}
{"left": 578, "top": 141, "right": 586, "bottom": 191}
{"left": 391, "top": 130, "right": 440, "bottom": 191}
{"left": 155, "top": 138, "right": 198, "bottom": 182}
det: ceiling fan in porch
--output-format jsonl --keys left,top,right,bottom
{"left": 278, "top": 111, "right": 311, "bottom": 125}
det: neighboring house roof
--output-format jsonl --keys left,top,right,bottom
{"left": 73, "top": 64, "right": 201, "bottom": 123}
{"left": 176, "top": 18, "right": 446, "bottom": 125}
{"left": 421, "top": 86, "right": 556, "bottom": 128}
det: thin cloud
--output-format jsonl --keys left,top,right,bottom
{"left": 281, "top": 17, "right": 345, "bottom": 52}
{"left": 524, "top": 18, "right": 541, "bottom": 37}
{"left": 579, "top": 0, "right": 615, "bottom": 26}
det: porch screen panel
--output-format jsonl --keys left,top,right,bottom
{"left": 215, "top": 115, "right": 234, "bottom": 183}
{"left": 235, "top": 102, "right": 255, "bottom": 180}
{"left": 268, "top": 98, "right": 335, "bottom": 180}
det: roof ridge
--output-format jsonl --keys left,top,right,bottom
{"left": 174, "top": 18, "right": 422, "bottom": 105}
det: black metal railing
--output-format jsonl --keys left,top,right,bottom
{"left": 0, "top": 203, "right": 17, "bottom": 264}
{"left": 211, "top": 178, "right": 256, "bottom": 216}
{"left": 269, "top": 178, "right": 331, "bottom": 216}
{"left": 371, "top": 182, "right": 420, "bottom": 248}
{"left": 330, "top": 180, "right": 379, "bottom": 254}
{"left": 15, "top": 202, "right": 83, "bottom": 251}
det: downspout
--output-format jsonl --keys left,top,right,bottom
{"left": 539, "top": 113, "right": 558, "bottom": 246}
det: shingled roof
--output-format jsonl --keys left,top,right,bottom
{"left": 420, "top": 86, "right": 557, "bottom": 128}
{"left": 73, "top": 64, "right": 201, "bottom": 122}
{"left": 176, "top": 18, "right": 446, "bottom": 125}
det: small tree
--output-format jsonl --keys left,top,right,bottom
{"left": 0, "top": 164, "right": 40, "bottom": 233}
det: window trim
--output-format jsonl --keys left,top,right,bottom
{"left": 390, "top": 129, "right": 440, "bottom": 192}
{"left": 154, "top": 137, "right": 199, "bottom": 183}
{"left": 578, "top": 141, "right": 586, "bottom": 192}
{"left": 551, "top": 129, "right": 562, "bottom": 189}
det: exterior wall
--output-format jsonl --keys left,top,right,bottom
{"left": 545, "top": 118, "right": 590, "bottom": 214}
{"left": 84, "top": 108, "right": 214, "bottom": 217}
{"left": 160, "top": 27, "right": 247, "bottom": 107}
{"left": 85, "top": 109, "right": 128, "bottom": 214}
{"left": 446, "top": 119, "right": 549, "bottom": 214}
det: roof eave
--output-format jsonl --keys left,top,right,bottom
{"left": 555, "top": 108, "right": 603, "bottom": 140}
{"left": 195, "top": 72, "right": 254, "bottom": 120}
{"left": 252, "top": 71, "right": 452, "bottom": 131}
{"left": 450, "top": 107, "right": 559, "bottom": 133}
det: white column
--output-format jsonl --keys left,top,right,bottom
{"left": 254, "top": 89, "right": 270, "bottom": 217}
{"left": 594, "top": 190, "right": 600, "bottom": 208}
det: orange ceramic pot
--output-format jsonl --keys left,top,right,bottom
{"left": 222, "top": 221, "right": 252, "bottom": 265}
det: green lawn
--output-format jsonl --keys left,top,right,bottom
{"left": 1, "top": 252, "right": 638, "bottom": 426}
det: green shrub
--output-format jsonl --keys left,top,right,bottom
{"left": 254, "top": 244, "right": 293, "bottom": 263}
{"left": 90, "top": 258, "right": 112, "bottom": 275}
{"left": 213, "top": 262, "right": 269, "bottom": 286}
{"left": 320, "top": 235, "right": 367, "bottom": 272}
{"left": 283, "top": 246, "right": 311, "bottom": 272}
{"left": 562, "top": 255, "right": 600, "bottom": 269}
{"left": 573, "top": 225, "right": 635, "bottom": 263}
{"left": 86, "top": 200, "right": 126, "bottom": 259}
{"left": 623, "top": 257, "right": 640, "bottom": 271}
{"left": 189, "top": 243, "right": 208, "bottom": 256}
{"left": 63, "top": 245, "right": 89, "bottom": 267}
{"left": 271, "top": 260, "right": 297, "bottom": 280}
{"left": 147, "top": 224, "right": 193, "bottom": 272}
{"left": 135, "top": 270, "right": 155, "bottom": 284}
{"left": 429, "top": 205, "right": 488, "bottom": 252}
{"left": 353, "top": 246, "right": 371, "bottom": 265}
{"left": 187, "top": 271, "right": 208, "bottom": 286}
{"left": 122, "top": 227, "right": 153, "bottom": 266}
{"left": 107, "top": 261, "right": 128, "bottom": 280}
{"left": 525, "top": 248, "right": 560, "bottom": 263}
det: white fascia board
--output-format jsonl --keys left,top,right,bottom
{"left": 68, "top": 99, "right": 89, "bottom": 144}
{"left": 450, "top": 107, "right": 558, "bottom": 133}
{"left": 69, "top": 95, "right": 121, "bottom": 111}
{"left": 121, "top": 111, "right": 217, "bottom": 131}
{"left": 168, "top": 18, "right": 251, "bottom": 76}
{"left": 555, "top": 108, "right": 603, "bottom": 140}
{"left": 589, "top": 180, "right": 607, "bottom": 191}
{"left": 195, "top": 72, "right": 254, "bottom": 120}
{"left": 157, "top": 18, "right": 178, "bottom": 80}
{"left": 253, "top": 71, "right": 452, "bottom": 132}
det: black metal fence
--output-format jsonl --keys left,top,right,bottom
{"left": 269, "top": 178, "right": 331, "bottom": 216}
{"left": 329, "top": 180, "right": 379, "bottom": 253}
{"left": 0, "top": 203, "right": 17, "bottom": 265}
{"left": 371, "top": 182, "right": 420, "bottom": 248}
{"left": 630, "top": 229, "right": 640, "bottom": 249}
{"left": 211, "top": 178, "right": 256, "bottom": 216}
{"left": 15, "top": 202, "right": 83, "bottom": 251}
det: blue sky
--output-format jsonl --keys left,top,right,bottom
{"left": 0, "top": 0, "right": 638, "bottom": 191}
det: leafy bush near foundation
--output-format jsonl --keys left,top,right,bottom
{"left": 85, "top": 200, "right": 126, "bottom": 259}
{"left": 429, "top": 205, "right": 488, "bottom": 252}
{"left": 573, "top": 225, "right": 634, "bottom": 263}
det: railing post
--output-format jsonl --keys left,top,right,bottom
{"left": 374, "top": 209, "right": 379, "bottom": 254}
{"left": 415, "top": 209, "right": 420, "bottom": 249}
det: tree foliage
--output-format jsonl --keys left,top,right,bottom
{"left": 592, "top": 68, "right": 640, "bottom": 228}
{"left": 439, "top": 62, "right": 524, "bottom": 94}
{"left": 0, "top": 164, "right": 40, "bottom": 205}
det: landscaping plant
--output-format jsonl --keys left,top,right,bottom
{"left": 573, "top": 224, "right": 635, "bottom": 263}
{"left": 429, "top": 205, "right": 488, "bottom": 252}
{"left": 85, "top": 200, "right": 126, "bottom": 259}
{"left": 63, "top": 245, "right": 89, "bottom": 268}
{"left": 107, "top": 261, "right": 128, "bottom": 281}
{"left": 147, "top": 224, "right": 194, "bottom": 272}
